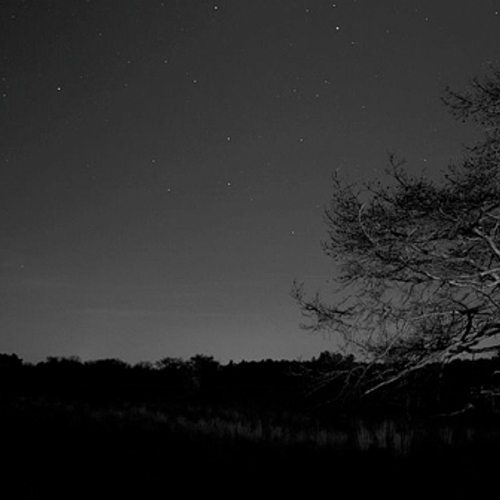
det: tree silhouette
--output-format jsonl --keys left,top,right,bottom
{"left": 294, "top": 68, "right": 500, "bottom": 394}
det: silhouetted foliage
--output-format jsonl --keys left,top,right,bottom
{"left": 2, "top": 350, "right": 500, "bottom": 419}
{"left": 0, "top": 352, "right": 22, "bottom": 368}
{"left": 4, "top": 351, "right": 500, "bottom": 499}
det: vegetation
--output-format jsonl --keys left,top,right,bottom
{"left": 1, "top": 350, "right": 500, "bottom": 497}
{"left": 294, "top": 67, "right": 500, "bottom": 393}
{"left": 4, "top": 71, "right": 500, "bottom": 497}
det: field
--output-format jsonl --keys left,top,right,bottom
{"left": 2, "top": 353, "right": 500, "bottom": 497}
{"left": 2, "top": 394, "right": 499, "bottom": 499}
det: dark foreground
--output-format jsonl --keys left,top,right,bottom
{"left": 1, "top": 396, "right": 498, "bottom": 499}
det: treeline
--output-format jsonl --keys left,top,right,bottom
{"left": 0, "top": 352, "right": 321, "bottom": 411}
{"left": 1, "top": 351, "right": 500, "bottom": 418}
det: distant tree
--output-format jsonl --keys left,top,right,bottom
{"left": 188, "top": 354, "right": 220, "bottom": 391}
{"left": 0, "top": 353, "right": 23, "bottom": 368}
{"left": 155, "top": 356, "right": 191, "bottom": 388}
{"left": 84, "top": 358, "right": 130, "bottom": 384}
{"left": 155, "top": 356, "right": 187, "bottom": 372}
{"left": 43, "top": 355, "right": 82, "bottom": 365}
{"left": 294, "top": 68, "right": 500, "bottom": 394}
{"left": 134, "top": 360, "right": 154, "bottom": 371}
{"left": 313, "top": 351, "right": 355, "bottom": 368}
{"left": 85, "top": 358, "right": 129, "bottom": 370}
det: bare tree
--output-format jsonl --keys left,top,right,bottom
{"left": 293, "top": 68, "right": 500, "bottom": 394}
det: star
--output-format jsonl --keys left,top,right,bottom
{"left": 3, "top": 0, "right": 498, "bottom": 368}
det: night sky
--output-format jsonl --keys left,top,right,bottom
{"left": 2, "top": 1, "right": 500, "bottom": 364}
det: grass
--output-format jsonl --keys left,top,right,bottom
{"left": 2, "top": 396, "right": 500, "bottom": 498}
{"left": 5, "top": 395, "right": 500, "bottom": 455}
